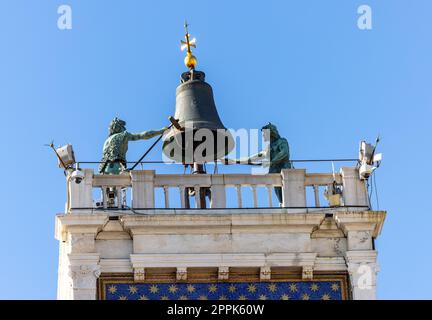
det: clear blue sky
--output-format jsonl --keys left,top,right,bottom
{"left": 0, "top": 0, "right": 431, "bottom": 299}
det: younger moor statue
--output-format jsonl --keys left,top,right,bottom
{"left": 99, "top": 117, "right": 168, "bottom": 174}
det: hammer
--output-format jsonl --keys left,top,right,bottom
{"left": 168, "top": 116, "right": 184, "bottom": 131}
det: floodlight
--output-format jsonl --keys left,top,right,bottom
{"left": 373, "top": 153, "right": 382, "bottom": 163}
{"left": 56, "top": 144, "right": 76, "bottom": 169}
{"left": 359, "top": 141, "right": 374, "bottom": 165}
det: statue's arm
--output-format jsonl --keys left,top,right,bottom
{"left": 226, "top": 149, "right": 267, "bottom": 164}
{"left": 248, "top": 150, "right": 267, "bottom": 162}
{"left": 127, "top": 127, "right": 168, "bottom": 141}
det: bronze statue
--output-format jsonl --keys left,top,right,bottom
{"left": 99, "top": 117, "right": 168, "bottom": 174}
{"left": 227, "top": 123, "right": 292, "bottom": 205}
{"left": 262, "top": 123, "right": 292, "bottom": 204}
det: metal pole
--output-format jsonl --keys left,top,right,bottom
{"left": 192, "top": 163, "right": 207, "bottom": 208}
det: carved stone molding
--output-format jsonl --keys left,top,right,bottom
{"left": 129, "top": 252, "right": 317, "bottom": 268}
{"left": 260, "top": 267, "right": 271, "bottom": 280}
{"left": 69, "top": 264, "right": 101, "bottom": 289}
{"left": 335, "top": 211, "right": 386, "bottom": 238}
{"left": 345, "top": 250, "right": 378, "bottom": 265}
{"left": 134, "top": 267, "right": 145, "bottom": 281}
{"left": 218, "top": 267, "right": 229, "bottom": 280}
{"left": 302, "top": 266, "right": 314, "bottom": 280}
{"left": 66, "top": 253, "right": 101, "bottom": 300}
{"left": 176, "top": 267, "right": 188, "bottom": 281}
{"left": 55, "top": 214, "right": 109, "bottom": 242}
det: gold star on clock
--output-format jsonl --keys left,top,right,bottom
{"left": 310, "top": 283, "right": 319, "bottom": 292}
{"left": 128, "top": 285, "right": 138, "bottom": 294}
{"left": 198, "top": 295, "right": 208, "bottom": 300}
{"left": 179, "top": 295, "right": 188, "bottom": 300}
{"left": 108, "top": 285, "right": 117, "bottom": 294}
{"left": 331, "top": 283, "right": 340, "bottom": 291}
{"left": 219, "top": 295, "right": 227, "bottom": 300}
{"left": 208, "top": 284, "right": 218, "bottom": 293}
{"left": 187, "top": 284, "right": 195, "bottom": 293}
{"left": 258, "top": 294, "right": 267, "bottom": 300}
{"left": 322, "top": 293, "right": 331, "bottom": 300}
{"left": 168, "top": 284, "right": 178, "bottom": 294}
{"left": 238, "top": 295, "right": 247, "bottom": 300}
{"left": 268, "top": 283, "right": 277, "bottom": 292}
{"left": 149, "top": 285, "right": 159, "bottom": 294}
{"left": 247, "top": 284, "right": 257, "bottom": 293}
{"left": 228, "top": 284, "right": 236, "bottom": 293}
{"left": 302, "top": 293, "right": 310, "bottom": 300}
{"left": 280, "top": 294, "right": 290, "bottom": 300}
{"left": 289, "top": 283, "right": 298, "bottom": 292}
{"left": 118, "top": 295, "right": 128, "bottom": 300}
{"left": 138, "top": 295, "right": 148, "bottom": 300}
{"left": 161, "top": 296, "right": 169, "bottom": 300}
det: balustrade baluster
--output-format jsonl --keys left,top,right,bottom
{"left": 252, "top": 186, "right": 258, "bottom": 208}
{"left": 117, "top": 188, "right": 122, "bottom": 209}
{"left": 194, "top": 186, "right": 201, "bottom": 208}
{"left": 236, "top": 185, "right": 242, "bottom": 208}
{"left": 266, "top": 185, "right": 273, "bottom": 207}
{"left": 163, "top": 186, "right": 170, "bottom": 208}
{"left": 313, "top": 185, "right": 320, "bottom": 207}
{"left": 179, "top": 186, "right": 186, "bottom": 208}
{"left": 102, "top": 186, "right": 107, "bottom": 209}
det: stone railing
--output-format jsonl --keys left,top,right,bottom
{"left": 66, "top": 167, "right": 369, "bottom": 212}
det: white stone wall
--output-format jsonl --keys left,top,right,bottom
{"left": 55, "top": 210, "right": 385, "bottom": 300}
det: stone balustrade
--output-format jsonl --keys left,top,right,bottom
{"left": 67, "top": 167, "right": 369, "bottom": 213}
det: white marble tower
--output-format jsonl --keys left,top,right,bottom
{"left": 55, "top": 167, "right": 385, "bottom": 300}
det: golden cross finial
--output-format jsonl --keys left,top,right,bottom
{"left": 180, "top": 20, "right": 197, "bottom": 69}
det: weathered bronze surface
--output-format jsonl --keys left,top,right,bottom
{"left": 229, "top": 123, "right": 292, "bottom": 204}
{"left": 162, "top": 71, "right": 234, "bottom": 164}
{"left": 263, "top": 123, "right": 292, "bottom": 204}
{"left": 99, "top": 117, "right": 167, "bottom": 174}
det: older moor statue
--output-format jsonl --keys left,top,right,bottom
{"left": 228, "top": 123, "right": 292, "bottom": 205}
{"left": 262, "top": 123, "right": 292, "bottom": 204}
{"left": 99, "top": 117, "right": 168, "bottom": 174}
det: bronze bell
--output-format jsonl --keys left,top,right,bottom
{"left": 162, "top": 71, "right": 234, "bottom": 164}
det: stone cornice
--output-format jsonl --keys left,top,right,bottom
{"left": 121, "top": 212, "right": 327, "bottom": 235}
{"left": 54, "top": 211, "right": 386, "bottom": 240}
{"left": 130, "top": 252, "right": 318, "bottom": 268}
{"left": 334, "top": 211, "right": 386, "bottom": 238}
{"left": 345, "top": 250, "right": 378, "bottom": 263}
{"left": 68, "top": 253, "right": 101, "bottom": 265}
{"left": 55, "top": 214, "right": 109, "bottom": 241}
{"left": 100, "top": 258, "right": 132, "bottom": 273}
